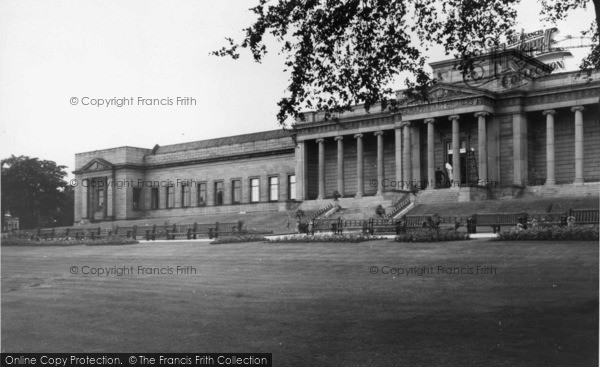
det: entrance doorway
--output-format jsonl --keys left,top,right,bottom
{"left": 87, "top": 177, "right": 107, "bottom": 221}
{"left": 444, "top": 140, "right": 467, "bottom": 186}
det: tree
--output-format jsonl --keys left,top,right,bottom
{"left": 213, "top": 0, "right": 599, "bottom": 127}
{"left": 1, "top": 155, "right": 72, "bottom": 229}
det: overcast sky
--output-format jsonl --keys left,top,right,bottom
{"left": 0, "top": 0, "right": 594, "bottom": 178}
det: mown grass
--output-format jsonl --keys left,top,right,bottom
{"left": 1, "top": 239, "right": 597, "bottom": 366}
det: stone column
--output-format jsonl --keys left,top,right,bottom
{"left": 335, "top": 136, "right": 344, "bottom": 196}
{"left": 572, "top": 106, "right": 585, "bottom": 185}
{"left": 402, "top": 122, "right": 412, "bottom": 186}
{"left": 316, "top": 138, "right": 325, "bottom": 199}
{"left": 512, "top": 113, "right": 528, "bottom": 186}
{"left": 295, "top": 141, "right": 307, "bottom": 200}
{"left": 395, "top": 126, "right": 403, "bottom": 184}
{"left": 81, "top": 179, "right": 88, "bottom": 220}
{"left": 106, "top": 176, "right": 114, "bottom": 218}
{"left": 542, "top": 110, "right": 556, "bottom": 186}
{"left": 411, "top": 125, "right": 421, "bottom": 184}
{"left": 374, "top": 131, "right": 384, "bottom": 196}
{"left": 424, "top": 118, "right": 435, "bottom": 190}
{"left": 475, "top": 112, "right": 488, "bottom": 186}
{"left": 354, "top": 134, "right": 364, "bottom": 198}
{"left": 449, "top": 115, "right": 461, "bottom": 187}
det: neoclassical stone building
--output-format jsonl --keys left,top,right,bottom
{"left": 73, "top": 49, "right": 599, "bottom": 223}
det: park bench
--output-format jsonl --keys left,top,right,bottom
{"left": 571, "top": 209, "right": 599, "bottom": 225}
{"left": 472, "top": 212, "right": 525, "bottom": 233}
{"left": 114, "top": 225, "right": 138, "bottom": 239}
{"left": 37, "top": 228, "right": 56, "bottom": 240}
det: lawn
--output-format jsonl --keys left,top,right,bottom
{"left": 1, "top": 239, "right": 597, "bottom": 366}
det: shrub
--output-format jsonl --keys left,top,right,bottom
{"left": 1, "top": 235, "right": 138, "bottom": 247}
{"left": 395, "top": 230, "right": 470, "bottom": 243}
{"left": 268, "top": 233, "right": 385, "bottom": 243}
{"left": 211, "top": 235, "right": 267, "bottom": 244}
{"left": 495, "top": 225, "right": 599, "bottom": 241}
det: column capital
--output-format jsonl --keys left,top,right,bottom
{"left": 400, "top": 121, "right": 411, "bottom": 128}
{"left": 542, "top": 109, "right": 556, "bottom": 116}
{"left": 315, "top": 138, "right": 325, "bottom": 144}
{"left": 353, "top": 133, "right": 363, "bottom": 139}
{"left": 334, "top": 136, "right": 343, "bottom": 141}
{"left": 448, "top": 115, "right": 460, "bottom": 121}
{"left": 474, "top": 112, "right": 489, "bottom": 118}
{"left": 374, "top": 130, "right": 384, "bottom": 136}
{"left": 424, "top": 118, "right": 435, "bottom": 124}
{"left": 571, "top": 106, "right": 585, "bottom": 113}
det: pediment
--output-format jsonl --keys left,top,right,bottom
{"left": 79, "top": 158, "right": 114, "bottom": 173}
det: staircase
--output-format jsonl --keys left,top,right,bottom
{"left": 385, "top": 193, "right": 413, "bottom": 219}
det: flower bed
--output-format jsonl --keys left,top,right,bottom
{"left": 267, "top": 233, "right": 386, "bottom": 243}
{"left": 1, "top": 235, "right": 138, "bottom": 246}
{"left": 211, "top": 235, "right": 267, "bottom": 244}
{"left": 495, "top": 225, "right": 599, "bottom": 241}
{"left": 395, "top": 230, "right": 470, "bottom": 243}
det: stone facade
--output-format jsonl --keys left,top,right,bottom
{"left": 74, "top": 50, "right": 600, "bottom": 224}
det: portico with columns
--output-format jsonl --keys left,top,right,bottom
{"left": 293, "top": 50, "right": 600, "bottom": 202}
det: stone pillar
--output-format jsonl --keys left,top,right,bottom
{"left": 335, "top": 136, "right": 344, "bottom": 197}
{"left": 395, "top": 126, "right": 402, "bottom": 184}
{"left": 475, "top": 112, "right": 488, "bottom": 186}
{"left": 106, "top": 176, "right": 114, "bottom": 218}
{"left": 402, "top": 122, "right": 412, "bottom": 186}
{"left": 411, "top": 125, "right": 421, "bottom": 184}
{"left": 374, "top": 131, "right": 384, "bottom": 196}
{"left": 424, "top": 118, "right": 435, "bottom": 190}
{"left": 295, "top": 141, "right": 307, "bottom": 200}
{"left": 316, "top": 138, "right": 325, "bottom": 199}
{"left": 449, "top": 115, "right": 461, "bottom": 187}
{"left": 542, "top": 110, "right": 556, "bottom": 186}
{"left": 81, "top": 179, "right": 88, "bottom": 220}
{"left": 512, "top": 113, "right": 528, "bottom": 186}
{"left": 354, "top": 134, "right": 364, "bottom": 198}
{"left": 572, "top": 106, "right": 585, "bottom": 185}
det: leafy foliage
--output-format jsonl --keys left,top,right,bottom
{"left": 211, "top": 235, "right": 267, "bottom": 244}
{"left": 395, "top": 229, "right": 470, "bottom": 242}
{"left": 213, "top": 0, "right": 598, "bottom": 127}
{"left": 1, "top": 235, "right": 138, "bottom": 247}
{"left": 268, "top": 233, "right": 385, "bottom": 243}
{"left": 540, "top": 0, "right": 600, "bottom": 73}
{"left": 1, "top": 155, "right": 73, "bottom": 229}
{"left": 495, "top": 225, "right": 599, "bottom": 241}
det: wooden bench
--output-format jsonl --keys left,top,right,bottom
{"left": 114, "top": 226, "right": 138, "bottom": 239}
{"left": 472, "top": 213, "right": 525, "bottom": 233}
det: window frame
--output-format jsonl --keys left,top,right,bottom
{"left": 249, "top": 177, "right": 260, "bottom": 203}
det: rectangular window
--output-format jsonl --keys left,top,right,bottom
{"left": 269, "top": 176, "right": 279, "bottom": 201}
{"left": 232, "top": 179, "right": 241, "bottom": 204}
{"left": 166, "top": 185, "right": 174, "bottom": 208}
{"left": 197, "top": 182, "right": 207, "bottom": 206}
{"left": 288, "top": 175, "right": 296, "bottom": 200}
{"left": 181, "top": 183, "right": 190, "bottom": 207}
{"left": 151, "top": 188, "right": 159, "bottom": 209}
{"left": 250, "top": 178, "right": 260, "bottom": 203}
{"left": 214, "top": 181, "right": 223, "bottom": 206}
{"left": 133, "top": 188, "right": 142, "bottom": 210}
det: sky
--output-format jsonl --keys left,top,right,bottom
{"left": 0, "top": 0, "right": 595, "bottom": 178}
